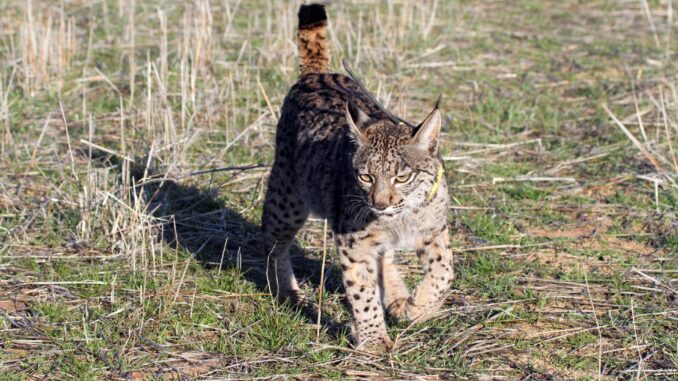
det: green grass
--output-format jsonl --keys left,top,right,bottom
{"left": 1, "top": 0, "right": 677, "bottom": 380}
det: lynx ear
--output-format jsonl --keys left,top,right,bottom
{"left": 412, "top": 108, "right": 441, "bottom": 154}
{"left": 345, "top": 100, "right": 370, "bottom": 145}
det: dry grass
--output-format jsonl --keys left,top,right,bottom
{"left": 0, "top": 0, "right": 677, "bottom": 380}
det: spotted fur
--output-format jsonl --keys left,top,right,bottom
{"left": 261, "top": 3, "right": 453, "bottom": 352}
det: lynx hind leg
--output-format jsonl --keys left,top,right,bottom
{"left": 379, "top": 250, "right": 410, "bottom": 317}
{"left": 261, "top": 165, "right": 309, "bottom": 303}
{"left": 402, "top": 225, "right": 453, "bottom": 322}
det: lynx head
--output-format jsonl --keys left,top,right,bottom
{"left": 345, "top": 100, "right": 443, "bottom": 217}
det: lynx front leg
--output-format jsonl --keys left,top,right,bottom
{"left": 393, "top": 225, "right": 453, "bottom": 322}
{"left": 338, "top": 236, "right": 392, "bottom": 352}
{"left": 379, "top": 250, "right": 410, "bottom": 317}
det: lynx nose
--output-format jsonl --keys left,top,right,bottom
{"left": 373, "top": 200, "right": 389, "bottom": 210}
{"left": 372, "top": 190, "right": 392, "bottom": 210}
{"left": 371, "top": 179, "right": 395, "bottom": 210}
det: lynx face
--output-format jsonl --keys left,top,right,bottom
{"left": 347, "top": 105, "right": 443, "bottom": 217}
{"left": 351, "top": 140, "right": 436, "bottom": 217}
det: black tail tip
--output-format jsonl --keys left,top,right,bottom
{"left": 298, "top": 3, "right": 327, "bottom": 28}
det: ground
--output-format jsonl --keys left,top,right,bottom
{"left": 0, "top": 0, "right": 677, "bottom": 380}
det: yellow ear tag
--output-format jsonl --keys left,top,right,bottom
{"left": 426, "top": 165, "right": 444, "bottom": 202}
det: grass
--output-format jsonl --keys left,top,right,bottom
{"left": 1, "top": 0, "right": 677, "bottom": 379}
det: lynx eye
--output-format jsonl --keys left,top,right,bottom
{"left": 395, "top": 172, "right": 414, "bottom": 184}
{"left": 358, "top": 174, "right": 373, "bottom": 183}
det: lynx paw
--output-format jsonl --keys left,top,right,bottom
{"left": 389, "top": 298, "right": 440, "bottom": 322}
{"left": 358, "top": 335, "right": 394, "bottom": 353}
{"left": 387, "top": 297, "right": 409, "bottom": 319}
{"left": 270, "top": 286, "right": 307, "bottom": 305}
{"left": 405, "top": 303, "right": 437, "bottom": 322}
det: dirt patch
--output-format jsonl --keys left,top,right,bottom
{"left": 527, "top": 212, "right": 615, "bottom": 239}
{"left": 521, "top": 248, "right": 619, "bottom": 275}
{"left": 528, "top": 225, "right": 597, "bottom": 239}
{"left": 572, "top": 236, "right": 660, "bottom": 269}
{"left": 579, "top": 175, "right": 635, "bottom": 200}
{"left": 127, "top": 357, "right": 229, "bottom": 381}
{"left": 0, "top": 300, "right": 28, "bottom": 313}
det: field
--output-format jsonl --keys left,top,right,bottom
{"left": 1, "top": 0, "right": 677, "bottom": 379}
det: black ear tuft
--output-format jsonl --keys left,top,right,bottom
{"left": 434, "top": 94, "right": 442, "bottom": 109}
{"left": 298, "top": 4, "right": 327, "bottom": 29}
{"left": 413, "top": 95, "right": 443, "bottom": 133}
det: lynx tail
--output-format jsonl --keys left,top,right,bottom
{"left": 298, "top": 4, "right": 329, "bottom": 75}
